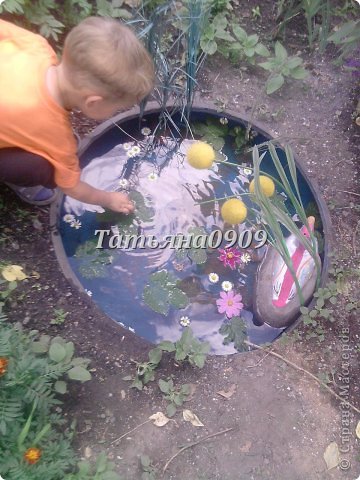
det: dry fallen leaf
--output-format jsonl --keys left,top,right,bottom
{"left": 217, "top": 384, "right": 236, "bottom": 399}
{"left": 323, "top": 442, "right": 340, "bottom": 470}
{"left": 239, "top": 440, "right": 252, "bottom": 453}
{"left": 186, "top": 383, "right": 197, "bottom": 401}
{"left": 356, "top": 420, "right": 360, "bottom": 439}
{"left": 149, "top": 412, "right": 171, "bottom": 427}
{"left": 1, "top": 265, "right": 27, "bottom": 282}
{"left": 84, "top": 446, "right": 92, "bottom": 459}
{"left": 183, "top": 409, "right": 204, "bottom": 427}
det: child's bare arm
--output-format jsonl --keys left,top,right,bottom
{"left": 61, "top": 180, "right": 134, "bottom": 214}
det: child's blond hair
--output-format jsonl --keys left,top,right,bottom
{"left": 62, "top": 16, "right": 154, "bottom": 103}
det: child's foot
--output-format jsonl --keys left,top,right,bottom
{"left": 5, "top": 183, "right": 58, "bottom": 206}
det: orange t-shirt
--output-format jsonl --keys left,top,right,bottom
{"left": 0, "top": 20, "right": 80, "bottom": 188}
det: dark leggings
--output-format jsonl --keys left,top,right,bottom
{"left": 0, "top": 148, "right": 56, "bottom": 188}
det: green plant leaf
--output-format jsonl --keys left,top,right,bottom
{"left": 219, "top": 316, "right": 247, "bottom": 351}
{"left": 258, "top": 60, "right": 275, "bottom": 71}
{"left": 275, "top": 41, "right": 287, "bottom": 61}
{"left": 141, "top": 455, "right": 151, "bottom": 468}
{"left": 215, "top": 29, "right": 234, "bottom": 42}
{"left": 49, "top": 343, "right": 67, "bottom": 363}
{"left": 148, "top": 348, "right": 162, "bottom": 365}
{"left": 266, "top": 74, "right": 284, "bottom": 94}
{"left": 255, "top": 43, "right": 270, "bottom": 57}
{"left": 231, "top": 24, "right": 247, "bottom": 42}
{"left": 159, "top": 379, "right": 171, "bottom": 394}
{"left": 192, "top": 354, "right": 206, "bottom": 368}
{"left": 287, "top": 56, "right": 303, "bottom": 70}
{"left": 245, "top": 34, "right": 259, "bottom": 48}
{"left": 244, "top": 47, "right": 255, "bottom": 57}
{"left": 166, "top": 403, "right": 177, "bottom": 417}
{"left": 158, "top": 340, "right": 176, "bottom": 352}
{"left": 168, "top": 288, "right": 189, "bottom": 309}
{"left": 55, "top": 380, "right": 67, "bottom": 394}
{"left": 132, "top": 377, "right": 143, "bottom": 390}
{"left": 290, "top": 66, "right": 308, "bottom": 79}
{"left": 143, "top": 284, "right": 170, "bottom": 315}
{"left": 68, "top": 366, "right": 91, "bottom": 382}
{"left": 200, "top": 38, "right": 217, "bottom": 55}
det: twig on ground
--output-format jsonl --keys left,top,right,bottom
{"left": 247, "top": 350, "right": 271, "bottom": 368}
{"left": 162, "top": 427, "right": 235, "bottom": 474}
{"left": 110, "top": 419, "right": 151, "bottom": 445}
{"left": 244, "top": 341, "right": 360, "bottom": 415}
{"left": 352, "top": 220, "right": 360, "bottom": 257}
{"left": 337, "top": 190, "right": 360, "bottom": 197}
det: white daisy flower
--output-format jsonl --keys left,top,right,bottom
{"left": 131, "top": 145, "right": 141, "bottom": 155}
{"left": 128, "top": 326, "right": 135, "bottom": 333}
{"left": 127, "top": 150, "right": 136, "bottom": 158}
{"left": 241, "top": 253, "right": 251, "bottom": 264}
{"left": 141, "top": 127, "right": 151, "bottom": 136}
{"left": 123, "top": 142, "right": 132, "bottom": 150}
{"left": 220, "top": 117, "right": 228, "bottom": 125}
{"left": 180, "top": 316, "right": 191, "bottom": 327}
{"left": 221, "top": 281, "right": 233, "bottom": 292}
{"left": 63, "top": 213, "right": 75, "bottom": 223}
{"left": 118, "top": 178, "right": 129, "bottom": 188}
{"left": 147, "top": 172, "right": 158, "bottom": 181}
{"left": 208, "top": 272, "right": 219, "bottom": 283}
{"left": 243, "top": 168, "right": 252, "bottom": 175}
{"left": 70, "top": 220, "right": 82, "bottom": 229}
{"left": 85, "top": 289, "right": 92, "bottom": 297}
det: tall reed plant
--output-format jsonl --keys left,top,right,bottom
{"left": 130, "top": 0, "right": 210, "bottom": 137}
{"left": 251, "top": 143, "right": 322, "bottom": 305}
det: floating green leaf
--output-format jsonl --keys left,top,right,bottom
{"left": 143, "top": 270, "right": 189, "bottom": 315}
{"left": 191, "top": 117, "right": 228, "bottom": 150}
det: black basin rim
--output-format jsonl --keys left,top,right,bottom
{"left": 50, "top": 101, "right": 332, "bottom": 348}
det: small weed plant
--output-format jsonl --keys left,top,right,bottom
{"left": 300, "top": 254, "right": 359, "bottom": 342}
{"left": 124, "top": 328, "right": 209, "bottom": 391}
{"left": 159, "top": 327, "right": 210, "bottom": 368}
{"left": 51, "top": 308, "right": 69, "bottom": 325}
{"left": 158, "top": 378, "right": 191, "bottom": 417}
{"left": 258, "top": 41, "right": 308, "bottom": 94}
{"left": 124, "top": 348, "right": 163, "bottom": 390}
{"left": 0, "top": 313, "right": 122, "bottom": 479}
{"left": 140, "top": 455, "right": 157, "bottom": 480}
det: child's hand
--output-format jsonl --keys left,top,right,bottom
{"left": 61, "top": 181, "right": 135, "bottom": 214}
{"left": 104, "top": 191, "right": 135, "bottom": 214}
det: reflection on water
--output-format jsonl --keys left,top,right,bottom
{"left": 61, "top": 136, "right": 285, "bottom": 354}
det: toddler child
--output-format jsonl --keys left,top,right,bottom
{"left": 0, "top": 16, "right": 155, "bottom": 211}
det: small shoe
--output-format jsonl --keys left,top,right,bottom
{"left": 5, "top": 183, "right": 58, "bottom": 206}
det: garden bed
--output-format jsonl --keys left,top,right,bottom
{"left": 0, "top": 1, "right": 359, "bottom": 479}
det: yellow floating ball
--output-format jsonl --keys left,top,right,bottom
{"left": 221, "top": 199, "right": 247, "bottom": 224}
{"left": 186, "top": 142, "right": 215, "bottom": 169}
{"left": 249, "top": 175, "right": 275, "bottom": 197}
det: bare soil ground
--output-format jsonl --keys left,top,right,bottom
{"left": 0, "top": 1, "right": 359, "bottom": 479}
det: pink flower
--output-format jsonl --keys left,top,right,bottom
{"left": 216, "top": 291, "right": 243, "bottom": 318}
{"left": 218, "top": 247, "right": 242, "bottom": 270}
